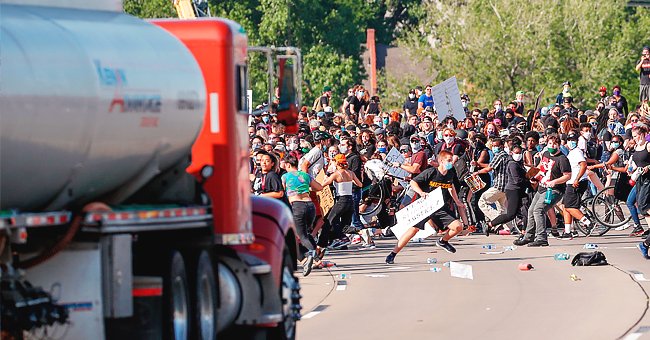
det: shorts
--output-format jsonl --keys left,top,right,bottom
{"left": 640, "top": 84, "right": 650, "bottom": 102}
{"left": 563, "top": 180, "right": 588, "bottom": 209}
{"left": 414, "top": 207, "right": 457, "bottom": 231}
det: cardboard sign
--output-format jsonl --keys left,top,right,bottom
{"left": 430, "top": 76, "right": 465, "bottom": 122}
{"left": 385, "top": 147, "right": 410, "bottom": 180}
{"left": 315, "top": 170, "right": 334, "bottom": 216}
{"left": 389, "top": 188, "right": 445, "bottom": 240}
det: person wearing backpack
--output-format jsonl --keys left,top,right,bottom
{"left": 312, "top": 85, "right": 332, "bottom": 112}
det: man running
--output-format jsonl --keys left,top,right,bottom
{"left": 386, "top": 150, "right": 469, "bottom": 264}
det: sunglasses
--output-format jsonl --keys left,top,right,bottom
{"left": 631, "top": 119, "right": 639, "bottom": 123}
{"left": 400, "top": 149, "right": 409, "bottom": 153}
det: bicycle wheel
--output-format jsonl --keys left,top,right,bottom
{"left": 591, "top": 186, "right": 632, "bottom": 228}
{"left": 359, "top": 180, "right": 386, "bottom": 216}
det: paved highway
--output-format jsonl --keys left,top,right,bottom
{"left": 297, "top": 229, "right": 650, "bottom": 340}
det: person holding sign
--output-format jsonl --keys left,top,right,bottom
{"left": 319, "top": 154, "right": 363, "bottom": 250}
{"left": 385, "top": 150, "right": 469, "bottom": 264}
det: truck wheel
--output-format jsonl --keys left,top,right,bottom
{"left": 270, "top": 248, "right": 300, "bottom": 340}
{"left": 194, "top": 250, "right": 217, "bottom": 340}
{"left": 164, "top": 251, "right": 190, "bottom": 340}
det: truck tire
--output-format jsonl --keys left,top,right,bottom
{"left": 194, "top": 250, "right": 217, "bottom": 340}
{"left": 270, "top": 248, "right": 299, "bottom": 340}
{"left": 164, "top": 250, "right": 191, "bottom": 340}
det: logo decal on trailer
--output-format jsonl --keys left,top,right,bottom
{"left": 210, "top": 93, "right": 219, "bottom": 133}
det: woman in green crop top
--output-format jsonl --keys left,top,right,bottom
{"left": 282, "top": 154, "right": 323, "bottom": 276}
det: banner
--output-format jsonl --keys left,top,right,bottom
{"left": 315, "top": 170, "right": 334, "bottom": 216}
{"left": 390, "top": 188, "right": 445, "bottom": 240}
{"left": 384, "top": 147, "right": 410, "bottom": 179}
{"left": 430, "top": 76, "right": 465, "bottom": 122}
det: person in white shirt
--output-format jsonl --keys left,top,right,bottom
{"left": 559, "top": 131, "right": 593, "bottom": 239}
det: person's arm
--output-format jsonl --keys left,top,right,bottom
{"left": 310, "top": 178, "right": 323, "bottom": 191}
{"left": 300, "top": 160, "right": 310, "bottom": 173}
{"left": 636, "top": 57, "right": 644, "bottom": 71}
{"left": 352, "top": 173, "right": 363, "bottom": 188}
{"left": 477, "top": 150, "right": 491, "bottom": 168}
{"left": 589, "top": 152, "right": 619, "bottom": 170}
{"left": 410, "top": 180, "right": 427, "bottom": 198}
{"left": 548, "top": 172, "right": 571, "bottom": 187}
{"left": 261, "top": 190, "right": 284, "bottom": 199}
{"left": 448, "top": 185, "right": 469, "bottom": 225}
{"left": 320, "top": 172, "right": 338, "bottom": 186}
{"left": 394, "top": 161, "right": 421, "bottom": 174}
{"left": 524, "top": 150, "right": 534, "bottom": 168}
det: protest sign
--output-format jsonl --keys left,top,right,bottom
{"left": 389, "top": 188, "right": 445, "bottom": 240}
{"left": 385, "top": 147, "right": 410, "bottom": 179}
{"left": 430, "top": 76, "right": 464, "bottom": 122}
{"left": 315, "top": 170, "right": 334, "bottom": 216}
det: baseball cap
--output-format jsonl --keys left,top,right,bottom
{"left": 323, "top": 85, "right": 331, "bottom": 92}
{"left": 374, "top": 128, "right": 385, "bottom": 135}
{"left": 562, "top": 81, "right": 571, "bottom": 87}
{"left": 516, "top": 90, "right": 525, "bottom": 96}
{"left": 312, "top": 130, "right": 332, "bottom": 141}
{"left": 567, "top": 131, "right": 579, "bottom": 141}
{"left": 422, "top": 116, "right": 433, "bottom": 123}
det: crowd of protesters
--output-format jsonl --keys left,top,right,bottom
{"left": 249, "top": 50, "right": 650, "bottom": 273}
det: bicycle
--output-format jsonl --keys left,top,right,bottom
{"left": 359, "top": 159, "right": 409, "bottom": 218}
{"left": 590, "top": 185, "right": 632, "bottom": 229}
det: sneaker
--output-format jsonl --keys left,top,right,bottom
{"left": 638, "top": 242, "right": 650, "bottom": 259}
{"left": 484, "top": 222, "right": 490, "bottom": 237}
{"left": 558, "top": 232, "right": 573, "bottom": 240}
{"left": 571, "top": 230, "right": 580, "bottom": 238}
{"left": 642, "top": 229, "right": 650, "bottom": 238}
{"left": 513, "top": 237, "right": 533, "bottom": 246}
{"left": 385, "top": 252, "right": 396, "bottom": 264}
{"left": 350, "top": 235, "right": 362, "bottom": 245}
{"left": 615, "top": 223, "right": 633, "bottom": 231}
{"left": 527, "top": 239, "right": 549, "bottom": 247}
{"left": 361, "top": 243, "right": 376, "bottom": 250}
{"left": 436, "top": 238, "right": 457, "bottom": 253}
{"left": 630, "top": 226, "right": 645, "bottom": 237}
{"left": 550, "top": 230, "right": 560, "bottom": 238}
{"left": 302, "top": 251, "right": 315, "bottom": 277}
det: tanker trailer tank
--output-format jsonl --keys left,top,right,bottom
{"left": 0, "top": 4, "right": 206, "bottom": 211}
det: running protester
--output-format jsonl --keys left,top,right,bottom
{"left": 488, "top": 144, "right": 527, "bottom": 233}
{"left": 386, "top": 150, "right": 469, "bottom": 264}
{"left": 559, "top": 131, "right": 593, "bottom": 240}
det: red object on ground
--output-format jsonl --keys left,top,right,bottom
{"left": 518, "top": 263, "right": 534, "bottom": 271}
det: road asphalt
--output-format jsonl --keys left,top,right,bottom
{"left": 297, "top": 229, "right": 650, "bottom": 340}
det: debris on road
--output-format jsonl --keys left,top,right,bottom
{"left": 430, "top": 267, "right": 442, "bottom": 272}
{"left": 570, "top": 274, "right": 581, "bottom": 281}
{"left": 450, "top": 262, "right": 474, "bottom": 279}
{"left": 554, "top": 253, "right": 570, "bottom": 261}
{"left": 584, "top": 243, "right": 599, "bottom": 249}
{"left": 518, "top": 263, "right": 534, "bottom": 271}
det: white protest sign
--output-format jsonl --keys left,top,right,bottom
{"left": 430, "top": 76, "right": 465, "bottom": 122}
{"left": 384, "top": 147, "right": 410, "bottom": 180}
{"left": 389, "top": 188, "right": 445, "bottom": 240}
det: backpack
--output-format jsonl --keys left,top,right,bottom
{"left": 571, "top": 251, "right": 608, "bottom": 266}
{"left": 312, "top": 96, "right": 324, "bottom": 112}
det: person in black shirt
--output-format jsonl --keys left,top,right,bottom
{"left": 340, "top": 137, "right": 364, "bottom": 230}
{"left": 514, "top": 135, "right": 571, "bottom": 247}
{"left": 403, "top": 89, "right": 418, "bottom": 117}
{"left": 386, "top": 150, "right": 469, "bottom": 264}
{"left": 636, "top": 46, "right": 650, "bottom": 102}
{"left": 252, "top": 152, "right": 289, "bottom": 206}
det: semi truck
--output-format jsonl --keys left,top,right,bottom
{"left": 0, "top": 2, "right": 301, "bottom": 339}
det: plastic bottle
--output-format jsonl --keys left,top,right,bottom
{"left": 544, "top": 187, "right": 553, "bottom": 204}
{"left": 584, "top": 243, "right": 598, "bottom": 249}
{"left": 504, "top": 246, "right": 517, "bottom": 251}
{"left": 630, "top": 168, "right": 643, "bottom": 186}
{"left": 430, "top": 267, "right": 442, "bottom": 272}
{"left": 518, "top": 263, "right": 534, "bottom": 271}
{"left": 339, "top": 273, "right": 350, "bottom": 279}
{"left": 554, "top": 253, "right": 570, "bottom": 260}
{"left": 482, "top": 244, "right": 496, "bottom": 250}
{"left": 443, "top": 261, "right": 451, "bottom": 267}
{"left": 426, "top": 258, "right": 437, "bottom": 264}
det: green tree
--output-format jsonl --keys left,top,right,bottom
{"left": 401, "top": 0, "right": 650, "bottom": 110}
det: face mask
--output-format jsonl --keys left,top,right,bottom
{"left": 590, "top": 122, "right": 598, "bottom": 128}
{"left": 503, "top": 147, "right": 510, "bottom": 154}
{"left": 613, "top": 90, "right": 621, "bottom": 96}
{"left": 335, "top": 134, "right": 341, "bottom": 140}
{"left": 409, "top": 93, "right": 415, "bottom": 99}
{"left": 329, "top": 152, "right": 338, "bottom": 158}
{"left": 547, "top": 147, "right": 557, "bottom": 154}
{"left": 495, "top": 105, "right": 502, "bottom": 111}
{"left": 301, "top": 147, "right": 310, "bottom": 153}
{"left": 383, "top": 118, "right": 390, "bottom": 125}
{"left": 487, "top": 130, "right": 495, "bottom": 136}
{"left": 339, "top": 145, "right": 348, "bottom": 154}
{"left": 447, "top": 123, "right": 454, "bottom": 129}
{"left": 492, "top": 147, "right": 501, "bottom": 154}
{"left": 378, "top": 147, "right": 387, "bottom": 153}
{"left": 582, "top": 132, "right": 591, "bottom": 140}
{"left": 410, "top": 142, "right": 422, "bottom": 151}
{"left": 287, "top": 142, "right": 298, "bottom": 151}
{"left": 567, "top": 141, "right": 577, "bottom": 150}
{"left": 252, "top": 143, "right": 261, "bottom": 150}
{"left": 512, "top": 153, "right": 523, "bottom": 162}
{"left": 262, "top": 116, "right": 270, "bottom": 123}
{"left": 437, "top": 131, "right": 443, "bottom": 139}
{"left": 461, "top": 101, "right": 468, "bottom": 108}
{"left": 444, "top": 136, "right": 454, "bottom": 144}
{"left": 610, "top": 142, "right": 620, "bottom": 150}
{"left": 536, "top": 145, "right": 544, "bottom": 152}
{"left": 444, "top": 162, "right": 454, "bottom": 170}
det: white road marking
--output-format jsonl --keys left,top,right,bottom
{"left": 387, "top": 266, "right": 411, "bottom": 270}
{"left": 365, "top": 274, "right": 389, "bottom": 278}
{"left": 302, "top": 311, "right": 321, "bottom": 319}
{"left": 634, "top": 273, "right": 649, "bottom": 281}
{"left": 336, "top": 284, "right": 347, "bottom": 291}
{"left": 623, "top": 333, "right": 643, "bottom": 340}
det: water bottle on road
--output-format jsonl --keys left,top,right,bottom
{"left": 482, "top": 244, "right": 496, "bottom": 250}
{"left": 430, "top": 267, "right": 442, "bottom": 272}
{"left": 427, "top": 258, "right": 437, "bottom": 264}
{"left": 584, "top": 243, "right": 598, "bottom": 249}
{"left": 554, "top": 253, "right": 570, "bottom": 260}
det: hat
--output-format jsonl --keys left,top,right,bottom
{"left": 425, "top": 106, "right": 434, "bottom": 113}
{"left": 461, "top": 93, "right": 470, "bottom": 101}
{"left": 374, "top": 128, "right": 385, "bottom": 135}
{"left": 516, "top": 90, "right": 525, "bottom": 96}
{"left": 567, "top": 131, "right": 579, "bottom": 141}
{"left": 409, "top": 135, "right": 420, "bottom": 142}
{"left": 333, "top": 154, "right": 347, "bottom": 165}
{"left": 324, "top": 106, "right": 333, "bottom": 113}
{"left": 312, "top": 130, "right": 332, "bottom": 141}
{"left": 359, "top": 124, "right": 369, "bottom": 129}
{"left": 422, "top": 116, "right": 433, "bottom": 123}
{"left": 346, "top": 124, "right": 357, "bottom": 132}
{"left": 562, "top": 81, "right": 571, "bottom": 87}
{"left": 323, "top": 85, "right": 331, "bottom": 92}
{"left": 317, "top": 111, "right": 325, "bottom": 118}
{"left": 599, "top": 86, "right": 607, "bottom": 92}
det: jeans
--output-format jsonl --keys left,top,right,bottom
{"left": 478, "top": 187, "right": 507, "bottom": 222}
{"left": 324, "top": 195, "right": 354, "bottom": 242}
{"left": 627, "top": 185, "right": 641, "bottom": 226}
{"left": 524, "top": 189, "right": 563, "bottom": 241}
{"left": 470, "top": 176, "right": 491, "bottom": 226}
{"left": 351, "top": 188, "right": 363, "bottom": 228}
{"left": 291, "top": 201, "right": 317, "bottom": 254}
{"left": 491, "top": 189, "right": 524, "bottom": 226}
